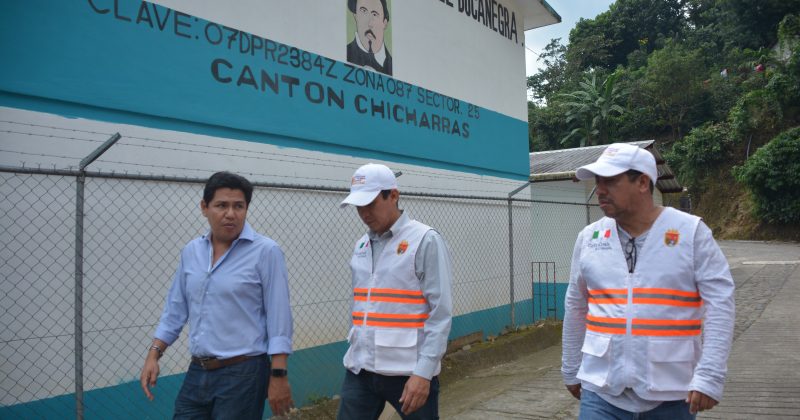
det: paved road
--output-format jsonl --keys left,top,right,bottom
{"left": 434, "top": 240, "right": 800, "bottom": 419}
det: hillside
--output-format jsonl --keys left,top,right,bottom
{"left": 527, "top": 0, "right": 800, "bottom": 241}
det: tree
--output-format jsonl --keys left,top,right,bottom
{"left": 557, "top": 71, "right": 628, "bottom": 147}
{"left": 567, "top": 0, "right": 687, "bottom": 71}
{"left": 734, "top": 127, "right": 800, "bottom": 224}
{"left": 529, "top": 101, "right": 570, "bottom": 151}
{"left": 527, "top": 38, "right": 568, "bottom": 104}
{"left": 634, "top": 40, "right": 709, "bottom": 140}
{"left": 566, "top": 16, "right": 619, "bottom": 72}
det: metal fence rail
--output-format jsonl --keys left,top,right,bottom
{"left": 0, "top": 165, "right": 595, "bottom": 419}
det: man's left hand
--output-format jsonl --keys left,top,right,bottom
{"left": 399, "top": 375, "right": 430, "bottom": 415}
{"left": 267, "top": 376, "right": 293, "bottom": 417}
{"left": 686, "top": 390, "right": 718, "bottom": 414}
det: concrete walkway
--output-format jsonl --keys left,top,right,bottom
{"left": 433, "top": 240, "right": 800, "bottom": 419}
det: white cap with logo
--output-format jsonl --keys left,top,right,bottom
{"left": 340, "top": 163, "right": 398, "bottom": 208}
{"left": 575, "top": 143, "right": 658, "bottom": 184}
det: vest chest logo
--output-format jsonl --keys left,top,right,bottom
{"left": 592, "top": 229, "right": 611, "bottom": 240}
{"left": 397, "top": 240, "right": 409, "bottom": 255}
{"left": 664, "top": 229, "right": 680, "bottom": 247}
{"left": 355, "top": 240, "right": 369, "bottom": 257}
{"left": 587, "top": 229, "right": 612, "bottom": 251}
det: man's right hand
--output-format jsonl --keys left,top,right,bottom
{"left": 140, "top": 353, "right": 160, "bottom": 401}
{"left": 566, "top": 383, "right": 582, "bottom": 400}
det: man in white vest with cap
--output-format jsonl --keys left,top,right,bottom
{"left": 561, "top": 143, "right": 735, "bottom": 419}
{"left": 338, "top": 163, "right": 453, "bottom": 420}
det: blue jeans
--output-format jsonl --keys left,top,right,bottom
{"left": 579, "top": 389, "right": 695, "bottom": 420}
{"left": 173, "top": 355, "right": 268, "bottom": 420}
{"left": 337, "top": 370, "right": 440, "bottom": 420}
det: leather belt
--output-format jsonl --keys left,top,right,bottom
{"left": 191, "top": 355, "right": 253, "bottom": 371}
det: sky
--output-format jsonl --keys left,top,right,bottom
{"left": 524, "top": 0, "right": 616, "bottom": 76}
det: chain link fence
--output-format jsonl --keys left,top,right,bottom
{"left": 0, "top": 166, "right": 595, "bottom": 419}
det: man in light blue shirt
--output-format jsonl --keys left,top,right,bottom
{"left": 140, "top": 171, "right": 294, "bottom": 419}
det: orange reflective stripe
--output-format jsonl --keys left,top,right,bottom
{"left": 588, "top": 297, "right": 627, "bottom": 304}
{"left": 353, "top": 288, "right": 426, "bottom": 304}
{"left": 585, "top": 315, "right": 702, "bottom": 336}
{"left": 588, "top": 288, "right": 628, "bottom": 295}
{"left": 632, "top": 318, "right": 702, "bottom": 326}
{"left": 632, "top": 287, "right": 702, "bottom": 307}
{"left": 354, "top": 288, "right": 369, "bottom": 301}
{"left": 588, "top": 288, "right": 628, "bottom": 305}
{"left": 586, "top": 314, "right": 625, "bottom": 324}
{"left": 632, "top": 298, "right": 702, "bottom": 307}
{"left": 352, "top": 312, "right": 429, "bottom": 328}
{"left": 631, "top": 329, "right": 701, "bottom": 336}
{"left": 586, "top": 324, "right": 626, "bottom": 334}
{"left": 585, "top": 314, "right": 626, "bottom": 334}
{"left": 634, "top": 288, "right": 700, "bottom": 298}
{"left": 370, "top": 288, "right": 424, "bottom": 296}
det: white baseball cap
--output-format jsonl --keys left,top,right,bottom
{"left": 340, "top": 163, "right": 398, "bottom": 208}
{"left": 575, "top": 143, "right": 658, "bottom": 184}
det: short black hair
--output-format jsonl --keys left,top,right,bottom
{"left": 203, "top": 171, "right": 253, "bottom": 205}
{"left": 624, "top": 169, "right": 655, "bottom": 194}
{"left": 348, "top": 0, "right": 390, "bottom": 21}
{"left": 379, "top": 189, "right": 400, "bottom": 208}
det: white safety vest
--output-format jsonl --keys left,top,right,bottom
{"left": 577, "top": 207, "right": 705, "bottom": 402}
{"left": 343, "top": 219, "right": 434, "bottom": 376}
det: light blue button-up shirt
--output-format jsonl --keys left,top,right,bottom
{"left": 154, "top": 222, "right": 293, "bottom": 358}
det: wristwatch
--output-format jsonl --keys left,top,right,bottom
{"left": 149, "top": 344, "right": 164, "bottom": 359}
{"left": 270, "top": 368, "right": 288, "bottom": 378}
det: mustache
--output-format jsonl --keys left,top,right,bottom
{"left": 364, "top": 29, "right": 376, "bottom": 38}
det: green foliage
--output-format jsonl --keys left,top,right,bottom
{"left": 567, "top": 16, "right": 619, "bottom": 71}
{"left": 635, "top": 41, "right": 710, "bottom": 139}
{"left": 729, "top": 88, "right": 784, "bottom": 140}
{"left": 527, "top": 39, "right": 569, "bottom": 104}
{"left": 666, "top": 122, "right": 733, "bottom": 188}
{"left": 556, "top": 71, "right": 628, "bottom": 147}
{"left": 528, "top": 101, "right": 569, "bottom": 151}
{"left": 778, "top": 14, "right": 800, "bottom": 42}
{"left": 526, "top": 0, "right": 800, "bottom": 200}
{"left": 613, "top": 105, "right": 660, "bottom": 141}
{"left": 567, "top": 0, "right": 686, "bottom": 71}
{"left": 734, "top": 127, "right": 800, "bottom": 223}
{"left": 705, "top": 74, "right": 743, "bottom": 122}
{"left": 686, "top": 0, "right": 800, "bottom": 56}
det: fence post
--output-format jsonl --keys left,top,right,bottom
{"left": 73, "top": 173, "right": 85, "bottom": 420}
{"left": 586, "top": 185, "right": 597, "bottom": 226}
{"left": 508, "top": 181, "right": 531, "bottom": 330}
{"left": 74, "top": 133, "right": 121, "bottom": 420}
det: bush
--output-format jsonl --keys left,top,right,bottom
{"left": 528, "top": 102, "right": 570, "bottom": 151}
{"left": 729, "top": 88, "right": 784, "bottom": 140}
{"left": 667, "top": 122, "right": 733, "bottom": 188}
{"left": 734, "top": 127, "right": 800, "bottom": 224}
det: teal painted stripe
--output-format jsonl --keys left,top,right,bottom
{"left": 0, "top": 0, "right": 530, "bottom": 178}
{"left": 0, "top": 302, "right": 538, "bottom": 419}
{"left": 0, "top": 91, "right": 527, "bottom": 181}
{"left": 532, "top": 282, "right": 568, "bottom": 322}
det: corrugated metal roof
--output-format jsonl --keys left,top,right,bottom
{"left": 529, "top": 141, "right": 683, "bottom": 193}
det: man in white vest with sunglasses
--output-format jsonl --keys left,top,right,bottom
{"left": 562, "top": 143, "right": 735, "bottom": 419}
{"left": 338, "top": 163, "right": 453, "bottom": 419}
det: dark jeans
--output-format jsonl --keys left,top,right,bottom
{"left": 337, "top": 370, "right": 440, "bottom": 420}
{"left": 579, "top": 389, "right": 696, "bottom": 420}
{"left": 173, "top": 354, "right": 268, "bottom": 420}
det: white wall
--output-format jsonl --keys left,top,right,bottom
{"left": 0, "top": 107, "right": 535, "bottom": 404}
{"left": 152, "top": 0, "right": 529, "bottom": 121}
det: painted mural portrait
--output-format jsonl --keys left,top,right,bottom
{"left": 346, "top": 0, "right": 392, "bottom": 75}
